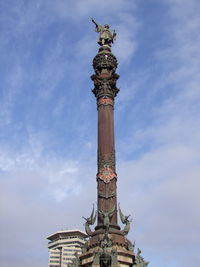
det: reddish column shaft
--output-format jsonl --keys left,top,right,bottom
{"left": 91, "top": 47, "right": 120, "bottom": 231}
{"left": 97, "top": 99, "right": 118, "bottom": 227}
{"left": 98, "top": 104, "right": 115, "bottom": 160}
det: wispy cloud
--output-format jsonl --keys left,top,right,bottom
{"left": 0, "top": 143, "right": 96, "bottom": 267}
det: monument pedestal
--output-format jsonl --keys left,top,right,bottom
{"left": 80, "top": 244, "right": 134, "bottom": 267}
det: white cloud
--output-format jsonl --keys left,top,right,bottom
{"left": 113, "top": 12, "right": 139, "bottom": 62}
{"left": 118, "top": 132, "right": 200, "bottom": 265}
{"left": 0, "top": 143, "right": 96, "bottom": 267}
{"left": 52, "top": 0, "right": 137, "bottom": 21}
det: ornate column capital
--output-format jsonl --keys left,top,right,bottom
{"left": 91, "top": 74, "right": 119, "bottom": 99}
{"left": 93, "top": 49, "right": 118, "bottom": 74}
{"left": 91, "top": 46, "right": 120, "bottom": 100}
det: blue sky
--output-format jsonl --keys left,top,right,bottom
{"left": 0, "top": 0, "right": 200, "bottom": 266}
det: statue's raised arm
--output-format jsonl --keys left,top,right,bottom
{"left": 91, "top": 18, "right": 116, "bottom": 47}
{"left": 91, "top": 18, "right": 98, "bottom": 28}
{"left": 91, "top": 18, "right": 102, "bottom": 34}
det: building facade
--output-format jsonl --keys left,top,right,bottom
{"left": 47, "top": 229, "right": 87, "bottom": 267}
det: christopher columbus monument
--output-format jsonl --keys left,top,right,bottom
{"left": 71, "top": 20, "right": 149, "bottom": 267}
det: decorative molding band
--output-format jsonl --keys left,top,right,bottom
{"left": 97, "top": 97, "right": 114, "bottom": 107}
{"left": 98, "top": 190, "right": 116, "bottom": 199}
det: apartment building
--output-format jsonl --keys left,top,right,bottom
{"left": 47, "top": 229, "right": 87, "bottom": 267}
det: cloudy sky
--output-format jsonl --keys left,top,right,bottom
{"left": 0, "top": 0, "right": 200, "bottom": 266}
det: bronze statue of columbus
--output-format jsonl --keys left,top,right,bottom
{"left": 91, "top": 18, "right": 116, "bottom": 47}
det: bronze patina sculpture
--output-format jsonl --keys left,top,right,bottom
{"left": 99, "top": 204, "right": 115, "bottom": 233}
{"left": 91, "top": 18, "right": 116, "bottom": 47}
{"left": 119, "top": 203, "right": 132, "bottom": 236}
{"left": 82, "top": 204, "right": 96, "bottom": 236}
{"left": 134, "top": 249, "right": 149, "bottom": 267}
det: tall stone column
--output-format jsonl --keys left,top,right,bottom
{"left": 79, "top": 20, "right": 149, "bottom": 267}
{"left": 91, "top": 46, "right": 119, "bottom": 230}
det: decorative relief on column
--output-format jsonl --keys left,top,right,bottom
{"left": 97, "top": 177, "right": 117, "bottom": 225}
{"left": 99, "top": 204, "right": 116, "bottom": 233}
{"left": 91, "top": 47, "right": 119, "bottom": 100}
{"left": 98, "top": 177, "right": 116, "bottom": 199}
{"left": 98, "top": 148, "right": 116, "bottom": 172}
{"left": 98, "top": 189, "right": 115, "bottom": 199}
{"left": 97, "top": 167, "right": 116, "bottom": 183}
{"left": 91, "top": 74, "right": 119, "bottom": 99}
{"left": 97, "top": 97, "right": 114, "bottom": 108}
{"left": 93, "top": 52, "right": 118, "bottom": 75}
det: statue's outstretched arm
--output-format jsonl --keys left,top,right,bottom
{"left": 91, "top": 18, "right": 98, "bottom": 27}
